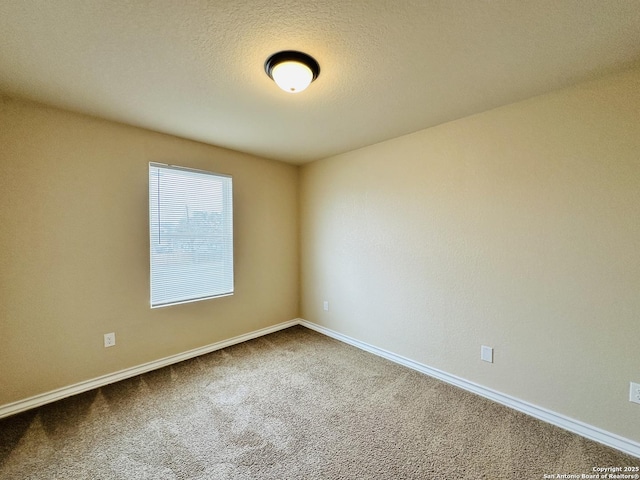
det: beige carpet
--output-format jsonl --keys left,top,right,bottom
{"left": 1, "top": 325, "right": 638, "bottom": 479}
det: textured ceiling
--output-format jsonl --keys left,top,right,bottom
{"left": 1, "top": 1, "right": 639, "bottom": 164}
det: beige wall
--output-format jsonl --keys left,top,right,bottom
{"left": 0, "top": 98, "right": 299, "bottom": 405}
{"left": 300, "top": 67, "right": 640, "bottom": 442}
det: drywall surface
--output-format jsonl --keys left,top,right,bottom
{"left": 0, "top": 98, "right": 299, "bottom": 405}
{"left": 300, "top": 67, "right": 640, "bottom": 442}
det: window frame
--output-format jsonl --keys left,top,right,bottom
{"left": 148, "top": 162, "right": 234, "bottom": 308}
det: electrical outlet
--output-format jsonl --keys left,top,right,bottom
{"left": 481, "top": 345, "right": 493, "bottom": 363}
{"left": 104, "top": 332, "right": 116, "bottom": 348}
{"left": 630, "top": 382, "right": 640, "bottom": 404}
{"left": 323, "top": 300, "right": 329, "bottom": 311}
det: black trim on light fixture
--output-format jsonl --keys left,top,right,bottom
{"left": 264, "top": 50, "right": 320, "bottom": 82}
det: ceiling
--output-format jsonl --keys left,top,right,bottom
{"left": 1, "top": 1, "right": 639, "bottom": 164}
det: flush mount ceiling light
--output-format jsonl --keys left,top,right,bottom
{"left": 264, "top": 50, "right": 320, "bottom": 93}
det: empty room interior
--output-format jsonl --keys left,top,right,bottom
{"left": 1, "top": 1, "right": 640, "bottom": 477}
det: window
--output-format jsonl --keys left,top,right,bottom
{"left": 149, "top": 163, "right": 233, "bottom": 308}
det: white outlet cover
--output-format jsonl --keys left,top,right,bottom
{"left": 481, "top": 346, "right": 493, "bottom": 363}
{"left": 323, "top": 301, "right": 329, "bottom": 311}
{"left": 104, "top": 332, "right": 116, "bottom": 348}
{"left": 630, "top": 382, "right": 640, "bottom": 404}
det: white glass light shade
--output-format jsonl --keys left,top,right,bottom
{"left": 271, "top": 61, "right": 313, "bottom": 93}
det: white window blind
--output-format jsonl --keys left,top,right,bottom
{"left": 149, "top": 163, "right": 233, "bottom": 308}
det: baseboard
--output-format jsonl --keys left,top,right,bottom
{"left": 0, "top": 319, "right": 299, "bottom": 419}
{"left": 299, "top": 319, "right": 640, "bottom": 459}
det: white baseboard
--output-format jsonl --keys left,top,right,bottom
{"left": 299, "top": 319, "right": 640, "bottom": 459}
{"left": 0, "top": 319, "right": 299, "bottom": 419}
